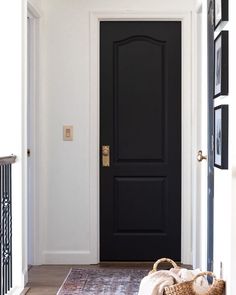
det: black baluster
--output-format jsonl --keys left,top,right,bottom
{"left": 0, "top": 165, "right": 2, "bottom": 295}
{"left": 2, "top": 165, "right": 6, "bottom": 294}
{"left": 9, "top": 164, "right": 12, "bottom": 290}
{"left": 3, "top": 165, "right": 6, "bottom": 295}
{"left": 5, "top": 165, "right": 9, "bottom": 293}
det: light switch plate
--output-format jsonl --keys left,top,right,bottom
{"left": 63, "top": 125, "right": 73, "bottom": 141}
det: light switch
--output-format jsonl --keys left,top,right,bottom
{"left": 63, "top": 125, "right": 73, "bottom": 141}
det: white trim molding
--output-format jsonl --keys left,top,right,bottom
{"left": 89, "top": 10, "right": 195, "bottom": 265}
{"left": 5, "top": 287, "right": 24, "bottom": 295}
{"left": 27, "top": 1, "right": 41, "bottom": 265}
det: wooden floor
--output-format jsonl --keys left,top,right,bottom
{"left": 25, "top": 265, "right": 72, "bottom": 295}
{"left": 24, "top": 263, "right": 153, "bottom": 295}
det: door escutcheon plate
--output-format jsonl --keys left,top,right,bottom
{"left": 102, "top": 145, "right": 110, "bottom": 167}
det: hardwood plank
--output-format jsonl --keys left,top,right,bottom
{"left": 26, "top": 265, "right": 71, "bottom": 294}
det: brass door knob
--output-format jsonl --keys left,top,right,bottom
{"left": 197, "top": 150, "right": 207, "bottom": 162}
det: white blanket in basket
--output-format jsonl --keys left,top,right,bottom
{"left": 138, "top": 268, "right": 209, "bottom": 295}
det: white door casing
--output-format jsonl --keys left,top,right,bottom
{"left": 27, "top": 0, "right": 41, "bottom": 265}
{"left": 89, "top": 10, "right": 196, "bottom": 264}
{"left": 192, "top": 3, "right": 208, "bottom": 270}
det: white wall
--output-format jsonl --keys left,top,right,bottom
{"left": 0, "top": 0, "right": 27, "bottom": 293}
{"left": 32, "top": 0, "right": 197, "bottom": 264}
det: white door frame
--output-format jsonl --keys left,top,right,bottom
{"left": 191, "top": 3, "right": 208, "bottom": 270}
{"left": 27, "top": 0, "right": 41, "bottom": 265}
{"left": 89, "top": 10, "right": 196, "bottom": 264}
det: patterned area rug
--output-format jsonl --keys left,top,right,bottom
{"left": 57, "top": 268, "right": 148, "bottom": 295}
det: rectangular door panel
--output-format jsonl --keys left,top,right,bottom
{"left": 114, "top": 36, "right": 166, "bottom": 162}
{"left": 114, "top": 177, "right": 167, "bottom": 233}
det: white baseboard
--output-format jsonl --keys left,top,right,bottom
{"left": 43, "top": 250, "right": 96, "bottom": 264}
{"left": 23, "top": 268, "right": 28, "bottom": 286}
{"left": 7, "top": 270, "right": 28, "bottom": 295}
{"left": 7, "top": 287, "right": 24, "bottom": 295}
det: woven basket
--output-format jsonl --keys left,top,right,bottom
{"left": 164, "top": 271, "right": 225, "bottom": 295}
{"left": 149, "top": 257, "right": 179, "bottom": 274}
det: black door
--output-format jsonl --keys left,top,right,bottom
{"left": 100, "top": 21, "right": 181, "bottom": 261}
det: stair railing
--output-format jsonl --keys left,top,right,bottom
{"left": 0, "top": 155, "right": 16, "bottom": 295}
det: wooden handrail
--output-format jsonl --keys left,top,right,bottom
{"left": 0, "top": 155, "right": 17, "bottom": 166}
